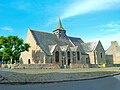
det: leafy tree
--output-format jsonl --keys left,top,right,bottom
{"left": 0, "top": 36, "right": 30, "bottom": 64}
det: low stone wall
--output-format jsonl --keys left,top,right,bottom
{"left": 105, "top": 64, "right": 120, "bottom": 67}
{"left": 2, "top": 64, "right": 60, "bottom": 69}
{"left": 70, "top": 64, "right": 89, "bottom": 68}
{"left": 1, "top": 64, "right": 90, "bottom": 69}
{"left": 2, "top": 64, "right": 12, "bottom": 68}
{"left": 89, "top": 64, "right": 98, "bottom": 68}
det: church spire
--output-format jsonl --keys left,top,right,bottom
{"left": 55, "top": 17, "right": 64, "bottom": 30}
{"left": 53, "top": 17, "right": 66, "bottom": 39}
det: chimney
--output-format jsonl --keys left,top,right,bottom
{"left": 111, "top": 41, "right": 118, "bottom": 46}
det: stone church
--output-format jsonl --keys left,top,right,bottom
{"left": 21, "top": 18, "right": 106, "bottom": 68}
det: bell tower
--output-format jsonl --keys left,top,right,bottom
{"left": 53, "top": 17, "right": 66, "bottom": 39}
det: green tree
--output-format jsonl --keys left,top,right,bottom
{"left": 0, "top": 36, "right": 30, "bottom": 64}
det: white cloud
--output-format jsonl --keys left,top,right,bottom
{"left": 1, "top": 27, "right": 13, "bottom": 31}
{"left": 98, "top": 22, "right": 120, "bottom": 32}
{"left": 11, "top": 1, "right": 31, "bottom": 10}
{"left": 61, "top": 0, "right": 120, "bottom": 19}
{"left": 100, "top": 22, "right": 120, "bottom": 28}
{"left": 86, "top": 22, "right": 120, "bottom": 50}
{"left": 90, "top": 32, "right": 120, "bottom": 50}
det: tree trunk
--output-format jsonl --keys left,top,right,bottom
{"left": 10, "top": 57, "right": 13, "bottom": 64}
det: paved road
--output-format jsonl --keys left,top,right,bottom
{"left": 0, "top": 74, "right": 120, "bottom": 90}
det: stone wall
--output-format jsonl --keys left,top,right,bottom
{"left": 1, "top": 64, "right": 90, "bottom": 69}
{"left": 70, "top": 64, "right": 89, "bottom": 68}
{"left": 2, "top": 64, "right": 60, "bottom": 69}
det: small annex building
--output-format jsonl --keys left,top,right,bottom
{"left": 21, "top": 18, "right": 106, "bottom": 68}
{"left": 106, "top": 41, "right": 120, "bottom": 65}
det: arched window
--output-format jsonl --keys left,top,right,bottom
{"left": 62, "top": 51, "right": 65, "bottom": 56}
{"left": 55, "top": 51, "right": 59, "bottom": 62}
{"left": 86, "top": 58, "right": 90, "bottom": 64}
{"left": 67, "top": 51, "right": 71, "bottom": 65}
{"left": 67, "top": 51, "right": 70, "bottom": 59}
{"left": 100, "top": 53, "right": 102, "bottom": 58}
{"left": 77, "top": 51, "right": 80, "bottom": 60}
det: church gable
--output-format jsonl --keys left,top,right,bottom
{"left": 49, "top": 44, "right": 61, "bottom": 55}
{"left": 95, "top": 41, "right": 105, "bottom": 52}
{"left": 25, "top": 28, "right": 38, "bottom": 49}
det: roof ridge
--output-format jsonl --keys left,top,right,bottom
{"left": 84, "top": 40, "right": 99, "bottom": 44}
{"left": 68, "top": 36, "right": 81, "bottom": 39}
{"left": 30, "top": 29, "right": 54, "bottom": 35}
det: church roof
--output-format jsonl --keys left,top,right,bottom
{"left": 30, "top": 30, "right": 74, "bottom": 55}
{"left": 68, "top": 36, "right": 84, "bottom": 45}
{"left": 29, "top": 29, "right": 86, "bottom": 55}
{"left": 81, "top": 41, "right": 99, "bottom": 52}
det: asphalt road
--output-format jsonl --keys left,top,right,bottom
{"left": 0, "top": 74, "right": 120, "bottom": 90}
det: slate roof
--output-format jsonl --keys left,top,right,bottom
{"left": 68, "top": 36, "right": 84, "bottom": 45}
{"left": 81, "top": 41, "right": 99, "bottom": 52}
{"left": 29, "top": 28, "right": 99, "bottom": 55}
{"left": 30, "top": 30, "right": 74, "bottom": 55}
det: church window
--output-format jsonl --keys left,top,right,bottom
{"left": 62, "top": 51, "right": 65, "bottom": 56}
{"left": 86, "top": 58, "right": 90, "bottom": 64}
{"left": 100, "top": 53, "right": 102, "bottom": 58}
{"left": 67, "top": 51, "right": 71, "bottom": 66}
{"left": 67, "top": 51, "right": 70, "bottom": 59}
{"left": 77, "top": 51, "right": 80, "bottom": 60}
{"left": 72, "top": 52, "right": 75, "bottom": 56}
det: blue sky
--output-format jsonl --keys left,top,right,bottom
{"left": 0, "top": 0, "right": 120, "bottom": 49}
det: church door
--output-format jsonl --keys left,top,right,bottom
{"left": 55, "top": 51, "right": 59, "bottom": 63}
{"left": 28, "top": 59, "right": 31, "bottom": 64}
